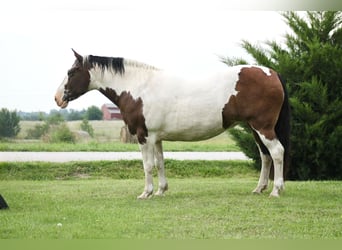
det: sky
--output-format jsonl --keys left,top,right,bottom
{"left": 0, "top": 0, "right": 291, "bottom": 112}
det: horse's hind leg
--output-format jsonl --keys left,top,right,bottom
{"left": 253, "top": 147, "right": 272, "bottom": 194}
{"left": 154, "top": 141, "right": 168, "bottom": 196}
{"left": 252, "top": 130, "right": 272, "bottom": 194}
{"left": 254, "top": 129, "right": 285, "bottom": 197}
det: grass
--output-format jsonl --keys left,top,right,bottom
{"left": 1, "top": 120, "right": 240, "bottom": 152}
{"left": 0, "top": 141, "right": 141, "bottom": 152}
{"left": 1, "top": 121, "right": 341, "bottom": 239}
{"left": 0, "top": 140, "right": 239, "bottom": 152}
{"left": 0, "top": 160, "right": 256, "bottom": 180}
{"left": 0, "top": 161, "right": 341, "bottom": 239}
{"left": 0, "top": 179, "right": 341, "bottom": 239}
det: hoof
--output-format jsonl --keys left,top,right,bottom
{"left": 155, "top": 184, "right": 168, "bottom": 196}
{"left": 252, "top": 190, "right": 262, "bottom": 195}
{"left": 155, "top": 189, "right": 168, "bottom": 196}
{"left": 137, "top": 191, "right": 153, "bottom": 199}
{"left": 252, "top": 185, "right": 267, "bottom": 194}
{"left": 269, "top": 190, "right": 280, "bottom": 198}
{"left": 154, "top": 191, "right": 165, "bottom": 197}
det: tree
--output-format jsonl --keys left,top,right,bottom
{"left": 80, "top": 118, "right": 94, "bottom": 137}
{"left": 0, "top": 108, "right": 21, "bottom": 138}
{"left": 85, "top": 106, "right": 103, "bottom": 120}
{"left": 223, "top": 11, "right": 342, "bottom": 180}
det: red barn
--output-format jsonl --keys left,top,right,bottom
{"left": 101, "top": 103, "right": 122, "bottom": 120}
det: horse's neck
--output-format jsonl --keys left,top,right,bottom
{"left": 90, "top": 65, "right": 157, "bottom": 94}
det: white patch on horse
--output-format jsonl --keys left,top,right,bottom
{"left": 253, "top": 144, "right": 272, "bottom": 194}
{"left": 253, "top": 130, "right": 285, "bottom": 197}
{"left": 239, "top": 65, "right": 271, "bottom": 76}
{"left": 138, "top": 67, "right": 242, "bottom": 142}
{"left": 55, "top": 76, "right": 69, "bottom": 108}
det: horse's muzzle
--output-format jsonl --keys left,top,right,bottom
{"left": 55, "top": 94, "right": 69, "bottom": 109}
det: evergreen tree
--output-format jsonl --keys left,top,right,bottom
{"left": 0, "top": 108, "right": 21, "bottom": 138}
{"left": 223, "top": 11, "right": 342, "bottom": 180}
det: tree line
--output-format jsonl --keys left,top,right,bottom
{"left": 0, "top": 106, "right": 102, "bottom": 139}
{"left": 18, "top": 105, "right": 103, "bottom": 121}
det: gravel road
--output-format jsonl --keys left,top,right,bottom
{"left": 0, "top": 152, "right": 249, "bottom": 162}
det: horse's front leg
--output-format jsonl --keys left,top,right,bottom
{"left": 154, "top": 141, "right": 168, "bottom": 196}
{"left": 137, "top": 142, "right": 155, "bottom": 199}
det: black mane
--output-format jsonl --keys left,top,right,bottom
{"left": 87, "top": 55, "right": 125, "bottom": 75}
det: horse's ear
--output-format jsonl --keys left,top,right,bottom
{"left": 72, "top": 48, "right": 83, "bottom": 62}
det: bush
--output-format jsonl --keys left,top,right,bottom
{"left": 26, "top": 122, "right": 49, "bottom": 139}
{"left": 80, "top": 119, "right": 94, "bottom": 137}
{"left": 289, "top": 79, "right": 342, "bottom": 179}
{"left": 0, "top": 108, "right": 21, "bottom": 138}
{"left": 46, "top": 123, "right": 75, "bottom": 143}
{"left": 24, "top": 114, "right": 76, "bottom": 143}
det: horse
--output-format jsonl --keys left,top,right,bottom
{"left": 55, "top": 49, "right": 290, "bottom": 199}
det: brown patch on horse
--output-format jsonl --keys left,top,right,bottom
{"left": 222, "top": 66, "right": 284, "bottom": 140}
{"left": 222, "top": 95, "right": 239, "bottom": 129}
{"left": 99, "top": 87, "right": 148, "bottom": 144}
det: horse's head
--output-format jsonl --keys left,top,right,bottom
{"left": 55, "top": 49, "right": 91, "bottom": 108}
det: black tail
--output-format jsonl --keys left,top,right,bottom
{"left": 275, "top": 73, "right": 291, "bottom": 179}
{"left": 0, "top": 194, "right": 9, "bottom": 209}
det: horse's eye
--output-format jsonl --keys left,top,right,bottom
{"left": 68, "top": 68, "right": 77, "bottom": 76}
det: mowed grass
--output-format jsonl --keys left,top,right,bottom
{"left": 0, "top": 161, "right": 341, "bottom": 239}
{"left": 1, "top": 121, "right": 341, "bottom": 239}
{"left": 1, "top": 179, "right": 341, "bottom": 239}
{"left": 0, "top": 120, "right": 240, "bottom": 152}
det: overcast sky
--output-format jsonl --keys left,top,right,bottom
{"left": 0, "top": 0, "right": 291, "bottom": 112}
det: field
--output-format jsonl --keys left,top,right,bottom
{"left": 0, "top": 161, "right": 341, "bottom": 239}
{"left": 0, "top": 120, "right": 239, "bottom": 152}
{"left": 1, "top": 179, "right": 341, "bottom": 239}
{"left": 1, "top": 121, "right": 341, "bottom": 239}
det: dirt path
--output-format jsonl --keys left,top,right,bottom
{"left": 0, "top": 152, "right": 249, "bottom": 162}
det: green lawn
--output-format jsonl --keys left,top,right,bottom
{"left": 0, "top": 139, "right": 240, "bottom": 152}
{"left": 1, "top": 179, "right": 341, "bottom": 239}
{"left": 0, "top": 161, "right": 341, "bottom": 239}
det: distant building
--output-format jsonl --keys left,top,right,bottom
{"left": 101, "top": 103, "right": 122, "bottom": 120}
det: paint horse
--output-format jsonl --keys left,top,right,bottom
{"left": 55, "top": 50, "right": 290, "bottom": 199}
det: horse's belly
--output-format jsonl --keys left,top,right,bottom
{"left": 149, "top": 109, "right": 226, "bottom": 141}
{"left": 161, "top": 127, "right": 225, "bottom": 141}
